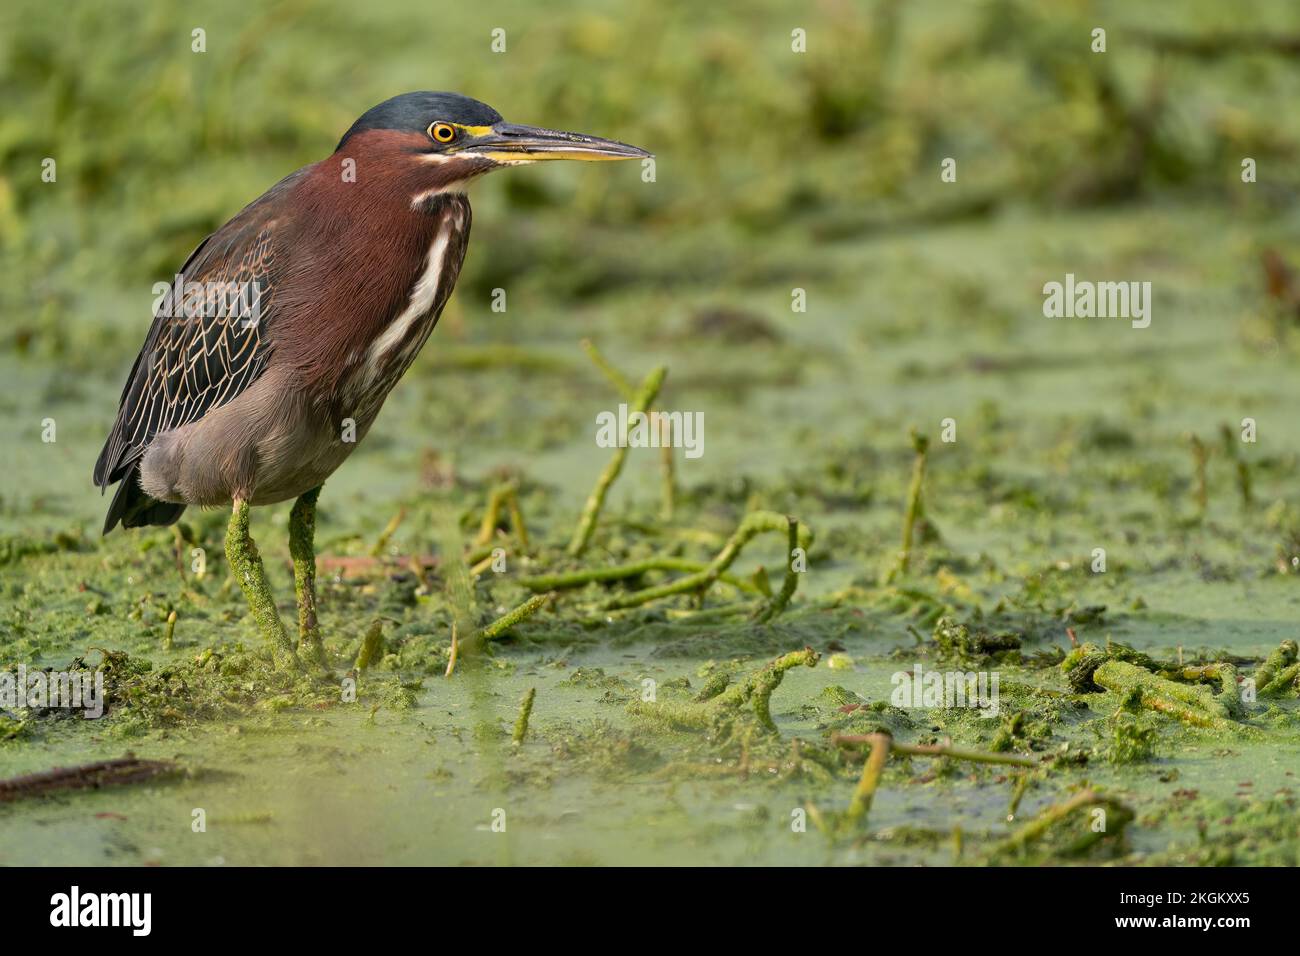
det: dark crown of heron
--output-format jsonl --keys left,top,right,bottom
{"left": 336, "top": 91, "right": 503, "bottom": 152}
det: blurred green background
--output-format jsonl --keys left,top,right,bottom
{"left": 5, "top": 0, "right": 1300, "bottom": 546}
{"left": 4, "top": 0, "right": 1300, "bottom": 370}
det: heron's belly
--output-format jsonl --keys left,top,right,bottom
{"left": 138, "top": 366, "right": 375, "bottom": 507}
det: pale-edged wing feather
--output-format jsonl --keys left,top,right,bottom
{"left": 94, "top": 171, "right": 305, "bottom": 495}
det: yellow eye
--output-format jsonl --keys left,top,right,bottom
{"left": 429, "top": 122, "right": 456, "bottom": 144}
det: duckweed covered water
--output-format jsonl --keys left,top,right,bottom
{"left": 3, "top": 0, "right": 1300, "bottom": 866}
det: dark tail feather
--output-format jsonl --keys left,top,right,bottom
{"left": 102, "top": 464, "right": 186, "bottom": 535}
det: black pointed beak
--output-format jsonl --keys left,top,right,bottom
{"left": 460, "top": 122, "right": 652, "bottom": 163}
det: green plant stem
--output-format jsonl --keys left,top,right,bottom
{"left": 1163, "top": 662, "right": 1243, "bottom": 715}
{"left": 163, "top": 610, "right": 177, "bottom": 650}
{"left": 479, "top": 593, "right": 554, "bottom": 642}
{"left": 512, "top": 687, "right": 536, "bottom": 746}
{"left": 580, "top": 337, "right": 634, "bottom": 396}
{"left": 354, "top": 619, "right": 383, "bottom": 671}
{"left": 1261, "top": 662, "right": 1300, "bottom": 696}
{"left": 998, "top": 789, "right": 1133, "bottom": 855}
{"left": 1254, "top": 640, "right": 1298, "bottom": 690}
{"left": 1212, "top": 663, "right": 1242, "bottom": 715}
{"left": 888, "top": 428, "right": 929, "bottom": 583}
{"left": 603, "top": 510, "right": 813, "bottom": 612}
{"left": 659, "top": 432, "right": 675, "bottom": 523}
{"left": 517, "top": 557, "right": 759, "bottom": 594}
{"left": 507, "top": 490, "right": 529, "bottom": 551}
{"left": 444, "top": 622, "right": 458, "bottom": 678}
{"left": 1189, "top": 433, "right": 1208, "bottom": 517}
{"left": 474, "top": 483, "right": 518, "bottom": 549}
{"left": 1094, "top": 660, "right": 1234, "bottom": 728}
{"left": 579, "top": 338, "right": 675, "bottom": 525}
{"left": 567, "top": 365, "right": 667, "bottom": 557}
{"left": 1221, "top": 423, "right": 1253, "bottom": 510}
{"left": 737, "top": 647, "right": 819, "bottom": 729}
{"left": 628, "top": 647, "right": 819, "bottom": 732}
{"left": 844, "top": 732, "right": 891, "bottom": 827}
{"left": 754, "top": 514, "right": 801, "bottom": 623}
{"left": 369, "top": 505, "right": 406, "bottom": 557}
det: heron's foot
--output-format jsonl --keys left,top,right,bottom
{"left": 289, "top": 486, "right": 330, "bottom": 673}
{"left": 226, "top": 497, "right": 299, "bottom": 670}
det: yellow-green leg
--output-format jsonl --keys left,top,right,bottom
{"left": 289, "top": 486, "right": 328, "bottom": 670}
{"left": 226, "top": 498, "right": 298, "bottom": 669}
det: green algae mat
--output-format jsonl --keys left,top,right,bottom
{"left": 3, "top": 0, "right": 1300, "bottom": 867}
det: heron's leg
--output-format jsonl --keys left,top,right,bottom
{"left": 289, "top": 485, "right": 328, "bottom": 670}
{"left": 226, "top": 498, "right": 297, "bottom": 668}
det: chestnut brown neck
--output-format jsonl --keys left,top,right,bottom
{"left": 273, "top": 130, "right": 481, "bottom": 403}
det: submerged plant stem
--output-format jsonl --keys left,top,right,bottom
{"left": 834, "top": 734, "right": 1037, "bottom": 768}
{"left": 0, "top": 758, "right": 179, "bottom": 802}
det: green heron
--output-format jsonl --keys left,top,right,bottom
{"left": 94, "top": 91, "right": 649, "bottom": 669}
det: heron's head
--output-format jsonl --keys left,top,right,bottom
{"left": 335, "top": 91, "right": 651, "bottom": 196}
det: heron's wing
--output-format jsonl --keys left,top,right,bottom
{"left": 94, "top": 171, "right": 305, "bottom": 491}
